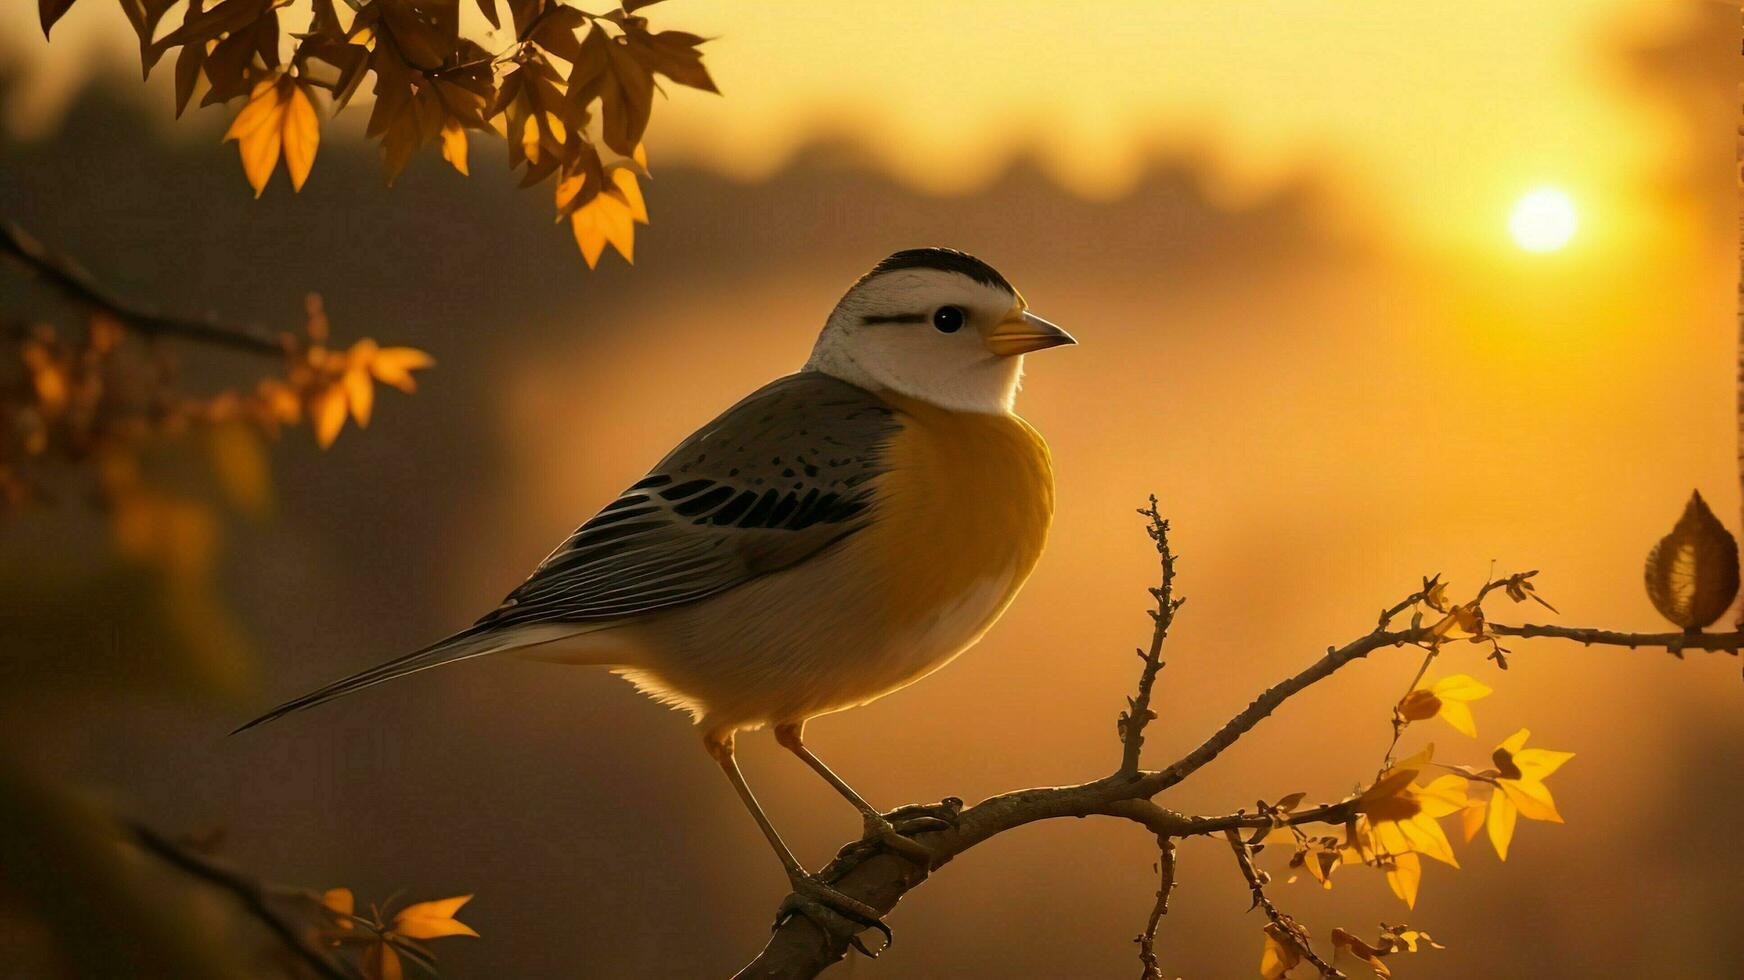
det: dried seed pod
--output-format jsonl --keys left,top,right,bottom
{"left": 1644, "top": 490, "right": 1740, "bottom": 630}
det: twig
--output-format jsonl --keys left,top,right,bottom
{"left": 1136, "top": 839, "right": 1177, "bottom": 980}
{"left": 1119, "top": 496, "right": 1185, "bottom": 775}
{"left": 123, "top": 819, "right": 355, "bottom": 980}
{"left": 0, "top": 221, "right": 284, "bottom": 356}
{"left": 1224, "top": 830, "right": 1342, "bottom": 978}
{"left": 1490, "top": 622, "right": 1742, "bottom": 654}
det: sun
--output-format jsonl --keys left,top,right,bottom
{"left": 1508, "top": 188, "right": 1577, "bottom": 253}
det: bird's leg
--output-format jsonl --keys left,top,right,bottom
{"left": 773, "top": 723, "right": 944, "bottom": 866}
{"left": 703, "top": 731, "right": 892, "bottom": 952}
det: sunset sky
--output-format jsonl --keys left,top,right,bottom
{"left": 2, "top": 0, "right": 1714, "bottom": 251}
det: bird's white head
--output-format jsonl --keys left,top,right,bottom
{"left": 805, "top": 248, "right": 1074, "bottom": 414}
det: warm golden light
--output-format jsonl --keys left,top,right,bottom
{"left": 1508, "top": 188, "right": 1578, "bottom": 253}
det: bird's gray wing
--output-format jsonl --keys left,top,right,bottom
{"left": 475, "top": 371, "right": 901, "bottom": 630}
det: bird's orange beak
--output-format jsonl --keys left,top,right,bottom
{"left": 984, "top": 309, "right": 1076, "bottom": 357}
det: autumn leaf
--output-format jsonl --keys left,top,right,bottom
{"left": 283, "top": 82, "right": 320, "bottom": 190}
{"left": 321, "top": 886, "right": 355, "bottom": 925}
{"left": 1644, "top": 490, "right": 1740, "bottom": 630}
{"left": 1422, "top": 575, "right": 1450, "bottom": 612}
{"left": 369, "top": 348, "right": 436, "bottom": 393}
{"left": 392, "top": 894, "right": 479, "bottom": 940}
{"left": 440, "top": 120, "right": 469, "bottom": 175}
{"left": 1458, "top": 798, "right": 1486, "bottom": 843}
{"left": 1331, "top": 927, "right": 1393, "bottom": 977}
{"left": 1395, "top": 674, "right": 1493, "bottom": 737}
{"left": 1483, "top": 728, "right": 1573, "bottom": 860}
{"left": 564, "top": 165, "right": 649, "bottom": 267}
{"left": 1355, "top": 749, "right": 1466, "bottom": 906}
{"left": 343, "top": 339, "right": 379, "bottom": 428}
{"left": 1332, "top": 924, "right": 1445, "bottom": 978}
{"left": 311, "top": 383, "right": 347, "bottom": 448}
{"left": 1424, "top": 601, "right": 1485, "bottom": 643}
{"left": 1382, "top": 851, "right": 1420, "bottom": 908}
{"left": 319, "top": 889, "right": 476, "bottom": 980}
{"left": 224, "top": 75, "right": 321, "bottom": 196}
{"left": 1259, "top": 922, "right": 1305, "bottom": 979}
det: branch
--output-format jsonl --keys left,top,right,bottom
{"left": 1490, "top": 622, "right": 1742, "bottom": 654}
{"left": 735, "top": 513, "right": 1739, "bottom": 978}
{"left": 123, "top": 820, "right": 355, "bottom": 980}
{"left": 1136, "top": 839, "right": 1177, "bottom": 980}
{"left": 1118, "top": 497, "right": 1184, "bottom": 774}
{"left": 0, "top": 221, "right": 284, "bottom": 356}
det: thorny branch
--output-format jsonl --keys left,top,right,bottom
{"left": 124, "top": 819, "right": 355, "bottom": 980}
{"left": 1, "top": 221, "right": 284, "bottom": 356}
{"left": 734, "top": 500, "right": 1743, "bottom": 979}
{"left": 1136, "top": 839, "right": 1178, "bottom": 980}
{"left": 1118, "top": 496, "right": 1184, "bottom": 775}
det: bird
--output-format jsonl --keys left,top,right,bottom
{"left": 237, "top": 247, "right": 1074, "bottom": 936}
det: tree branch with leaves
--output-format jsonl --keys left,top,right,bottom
{"left": 733, "top": 498, "right": 1740, "bottom": 980}
{"left": 38, "top": 0, "right": 718, "bottom": 266}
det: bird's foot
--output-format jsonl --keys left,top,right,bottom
{"left": 774, "top": 872, "right": 893, "bottom": 958}
{"left": 834, "top": 797, "right": 963, "bottom": 868}
{"left": 883, "top": 796, "right": 964, "bottom": 834}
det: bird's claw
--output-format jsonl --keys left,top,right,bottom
{"left": 774, "top": 875, "right": 893, "bottom": 958}
{"left": 861, "top": 812, "right": 935, "bottom": 865}
{"left": 884, "top": 797, "right": 964, "bottom": 829}
{"left": 832, "top": 797, "right": 961, "bottom": 867}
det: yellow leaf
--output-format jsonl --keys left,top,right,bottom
{"left": 1331, "top": 927, "right": 1392, "bottom": 978}
{"left": 225, "top": 76, "right": 288, "bottom": 197}
{"left": 1385, "top": 851, "right": 1421, "bottom": 908}
{"left": 345, "top": 339, "right": 378, "bottom": 428}
{"left": 1496, "top": 776, "right": 1563, "bottom": 823}
{"left": 312, "top": 384, "right": 347, "bottom": 448}
{"left": 321, "top": 887, "right": 354, "bottom": 921}
{"left": 1459, "top": 799, "right": 1486, "bottom": 843}
{"left": 1401, "top": 675, "right": 1491, "bottom": 737}
{"left": 368, "top": 347, "right": 435, "bottom": 393}
{"left": 440, "top": 120, "right": 469, "bottom": 176}
{"left": 569, "top": 182, "right": 640, "bottom": 267}
{"left": 1486, "top": 789, "right": 1517, "bottom": 860}
{"left": 1414, "top": 774, "right": 1467, "bottom": 816}
{"left": 1436, "top": 700, "right": 1476, "bottom": 737}
{"left": 519, "top": 113, "right": 542, "bottom": 165}
{"left": 392, "top": 894, "right": 479, "bottom": 940}
{"left": 1491, "top": 728, "right": 1571, "bottom": 826}
{"left": 1430, "top": 674, "right": 1492, "bottom": 701}
{"left": 1512, "top": 746, "right": 1575, "bottom": 783}
{"left": 258, "top": 378, "right": 302, "bottom": 423}
{"left": 1259, "top": 923, "right": 1303, "bottom": 979}
{"left": 611, "top": 166, "right": 648, "bottom": 223}
{"left": 283, "top": 82, "right": 320, "bottom": 191}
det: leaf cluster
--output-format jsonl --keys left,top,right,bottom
{"left": 39, "top": 0, "right": 718, "bottom": 266}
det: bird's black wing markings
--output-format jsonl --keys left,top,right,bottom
{"left": 476, "top": 372, "right": 901, "bottom": 629}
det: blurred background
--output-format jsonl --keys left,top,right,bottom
{"left": 1, "top": 0, "right": 1739, "bottom": 976}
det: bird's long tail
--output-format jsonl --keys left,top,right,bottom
{"left": 232, "top": 624, "right": 564, "bottom": 733}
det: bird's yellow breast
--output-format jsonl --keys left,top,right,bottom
{"left": 869, "top": 394, "right": 1055, "bottom": 638}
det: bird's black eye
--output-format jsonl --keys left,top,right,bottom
{"left": 932, "top": 306, "right": 966, "bottom": 333}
